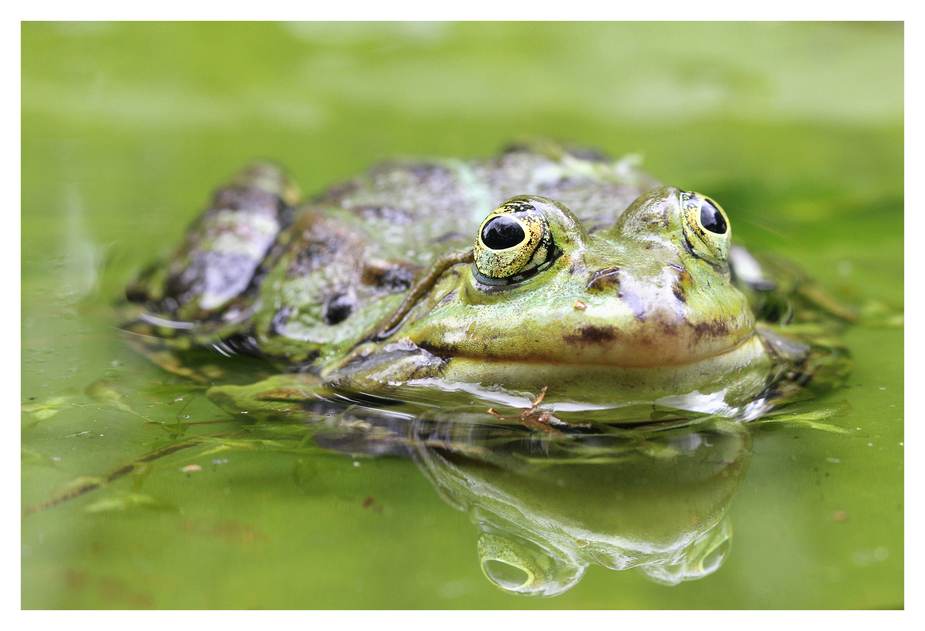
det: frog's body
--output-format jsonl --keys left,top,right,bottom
{"left": 123, "top": 141, "right": 848, "bottom": 425}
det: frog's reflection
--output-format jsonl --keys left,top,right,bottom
{"left": 316, "top": 416, "right": 751, "bottom": 596}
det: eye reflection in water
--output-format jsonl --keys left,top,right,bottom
{"left": 316, "top": 413, "right": 751, "bottom": 597}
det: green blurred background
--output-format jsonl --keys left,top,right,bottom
{"left": 22, "top": 22, "right": 902, "bottom": 609}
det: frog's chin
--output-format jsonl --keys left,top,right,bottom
{"left": 438, "top": 335, "right": 771, "bottom": 399}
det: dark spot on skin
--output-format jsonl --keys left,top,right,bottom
{"left": 270, "top": 305, "right": 291, "bottom": 336}
{"left": 656, "top": 318, "right": 679, "bottom": 335}
{"left": 586, "top": 267, "right": 621, "bottom": 292}
{"left": 692, "top": 319, "right": 730, "bottom": 340}
{"left": 563, "top": 324, "right": 619, "bottom": 345}
{"left": 286, "top": 239, "right": 338, "bottom": 278}
{"left": 322, "top": 292, "right": 354, "bottom": 325}
{"left": 361, "top": 263, "right": 416, "bottom": 292}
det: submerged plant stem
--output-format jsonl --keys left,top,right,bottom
{"left": 21, "top": 436, "right": 222, "bottom": 517}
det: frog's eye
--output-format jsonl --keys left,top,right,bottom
{"left": 680, "top": 191, "right": 731, "bottom": 264}
{"left": 474, "top": 196, "right": 559, "bottom": 284}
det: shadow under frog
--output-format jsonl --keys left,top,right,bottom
{"left": 315, "top": 415, "right": 751, "bottom": 597}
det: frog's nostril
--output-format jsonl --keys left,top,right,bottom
{"left": 586, "top": 267, "right": 621, "bottom": 292}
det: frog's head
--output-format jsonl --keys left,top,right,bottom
{"left": 407, "top": 187, "right": 755, "bottom": 369}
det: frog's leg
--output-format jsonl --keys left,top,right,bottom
{"left": 210, "top": 249, "right": 477, "bottom": 423}
{"left": 205, "top": 348, "right": 450, "bottom": 422}
{"left": 123, "top": 163, "right": 301, "bottom": 326}
{"left": 205, "top": 373, "right": 337, "bottom": 422}
{"left": 119, "top": 163, "right": 302, "bottom": 382}
{"left": 179, "top": 250, "right": 477, "bottom": 423}
{"left": 731, "top": 248, "right": 857, "bottom": 327}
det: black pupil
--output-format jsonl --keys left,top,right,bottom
{"left": 700, "top": 200, "right": 727, "bottom": 234}
{"left": 482, "top": 215, "right": 526, "bottom": 250}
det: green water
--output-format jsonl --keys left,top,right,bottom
{"left": 21, "top": 22, "right": 903, "bottom": 609}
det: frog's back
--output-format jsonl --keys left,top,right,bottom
{"left": 314, "top": 140, "right": 659, "bottom": 262}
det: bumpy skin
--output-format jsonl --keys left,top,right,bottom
{"left": 123, "top": 141, "right": 844, "bottom": 423}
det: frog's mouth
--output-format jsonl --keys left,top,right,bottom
{"left": 413, "top": 305, "right": 758, "bottom": 370}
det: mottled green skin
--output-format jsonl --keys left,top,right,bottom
{"left": 123, "top": 141, "right": 845, "bottom": 424}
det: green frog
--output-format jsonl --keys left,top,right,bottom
{"left": 122, "top": 140, "right": 849, "bottom": 426}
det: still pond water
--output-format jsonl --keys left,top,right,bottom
{"left": 21, "top": 22, "right": 903, "bottom": 608}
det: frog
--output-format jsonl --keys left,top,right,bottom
{"left": 121, "top": 140, "right": 849, "bottom": 427}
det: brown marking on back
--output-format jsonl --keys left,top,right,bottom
{"left": 286, "top": 239, "right": 338, "bottom": 278}
{"left": 361, "top": 261, "right": 417, "bottom": 292}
